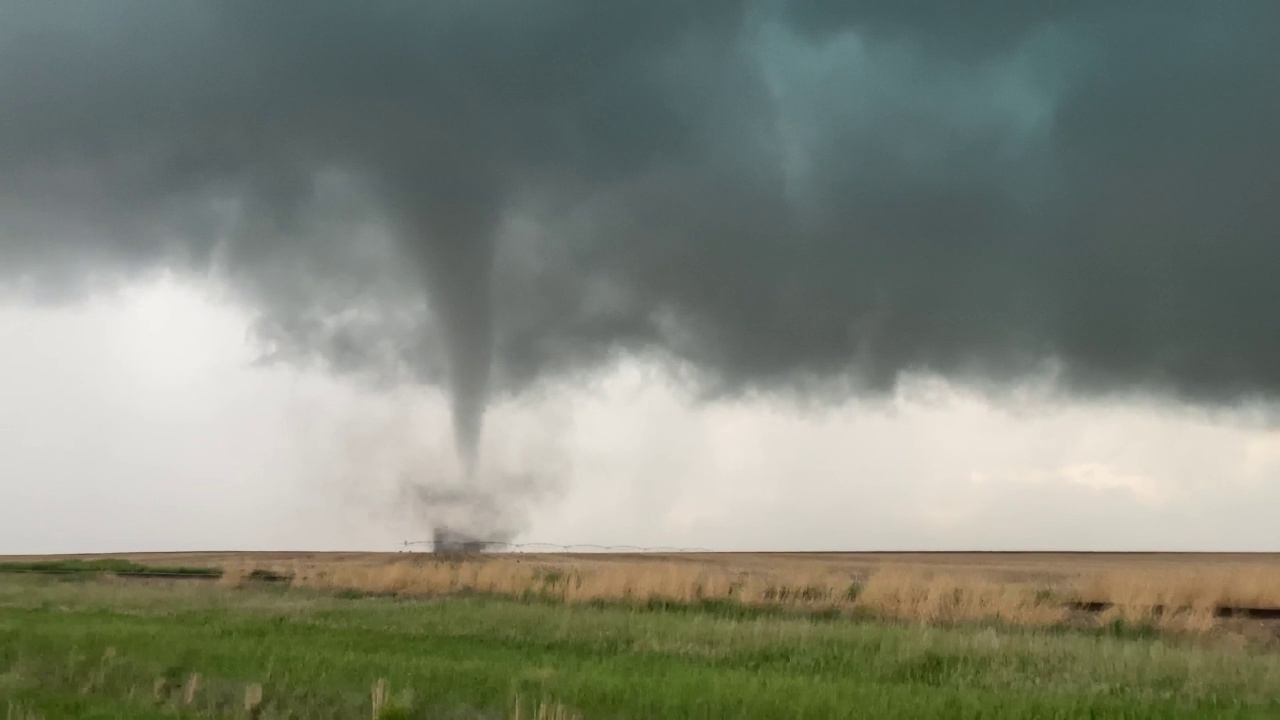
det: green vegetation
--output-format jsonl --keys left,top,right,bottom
{"left": 1, "top": 575, "right": 1278, "bottom": 719}
{"left": 0, "top": 558, "right": 220, "bottom": 577}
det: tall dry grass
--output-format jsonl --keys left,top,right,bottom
{"left": 1073, "top": 565, "right": 1280, "bottom": 611}
{"left": 288, "top": 556, "right": 859, "bottom": 609}
{"left": 234, "top": 553, "right": 1280, "bottom": 634}
{"left": 855, "top": 567, "right": 1067, "bottom": 626}
{"left": 216, "top": 561, "right": 252, "bottom": 588}
{"left": 510, "top": 697, "right": 582, "bottom": 720}
{"left": 286, "top": 556, "right": 1067, "bottom": 626}
{"left": 1068, "top": 563, "right": 1280, "bottom": 634}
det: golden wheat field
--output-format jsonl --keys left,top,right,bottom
{"left": 11, "top": 550, "right": 1280, "bottom": 636}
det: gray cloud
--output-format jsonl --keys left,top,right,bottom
{"left": 2, "top": 0, "right": 1278, "bottom": 468}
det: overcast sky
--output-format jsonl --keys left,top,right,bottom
{"left": 1, "top": 274, "right": 1276, "bottom": 553}
{"left": 1, "top": 2, "right": 1278, "bottom": 552}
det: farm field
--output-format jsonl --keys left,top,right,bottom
{"left": 2, "top": 553, "right": 1280, "bottom": 718}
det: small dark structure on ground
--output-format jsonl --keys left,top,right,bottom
{"left": 432, "top": 527, "right": 487, "bottom": 555}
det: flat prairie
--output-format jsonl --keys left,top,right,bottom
{"left": 7, "top": 550, "right": 1280, "bottom": 624}
{"left": 4, "top": 552, "right": 1280, "bottom": 718}
{"left": 13, "top": 549, "right": 1280, "bottom": 579}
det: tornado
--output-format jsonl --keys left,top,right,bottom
{"left": 415, "top": 233, "right": 495, "bottom": 476}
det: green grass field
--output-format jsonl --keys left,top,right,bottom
{"left": 2, "top": 574, "right": 1279, "bottom": 719}
{"left": 0, "top": 559, "right": 220, "bottom": 577}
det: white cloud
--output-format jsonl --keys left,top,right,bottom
{"left": 1244, "top": 433, "right": 1280, "bottom": 482}
{"left": 969, "top": 463, "right": 1169, "bottom": 507}
{"left": 1058, "top": 463, "right": 1168, "bottom": 506}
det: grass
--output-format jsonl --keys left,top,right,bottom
{"left": 1075, "top": 565, "right": 1280, "bottom": 611}
{"left": 11, "top": 552, "right": 1280, "bottom": 632}
{"left": 2, "top": 574, "right": 1280, "bottom": 718}
{"left": 285, "top": 557, "right": 1071, "bottom": 627}
{"left": 0, "top": 559, "right": 220, "bottom": 577}
{"left": 277, "top": 554, "right": 1280, "bottom": 633}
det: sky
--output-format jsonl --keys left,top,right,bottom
{"left": 1, "top": 274, "right": 1277, "bottom": 553}
{"left": 1, "top": 2, "right": 1278, "bottom": 552}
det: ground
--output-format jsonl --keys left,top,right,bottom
{"left": 2, "top": 553, "right": 1279, "bottom": 718}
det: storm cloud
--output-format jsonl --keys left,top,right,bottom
{"left": 2, "top": 0, "right": 1278, "bottom": 464}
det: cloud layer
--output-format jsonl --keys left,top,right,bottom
{"left": 2, "top": 1, "right": 1278, "bottom": 461}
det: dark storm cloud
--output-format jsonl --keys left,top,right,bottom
{"left": 0, "top": 0, "right": 753, "bottom": 462}
{"left": 497, "top": 0, "right": 1280, "bottom": 404}
{"left": 2, "top": 0, "right": 1278, "bottom": 459}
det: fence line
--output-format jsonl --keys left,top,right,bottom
{"left": 399, "top": 540, "right": 716, "bottom": 554}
